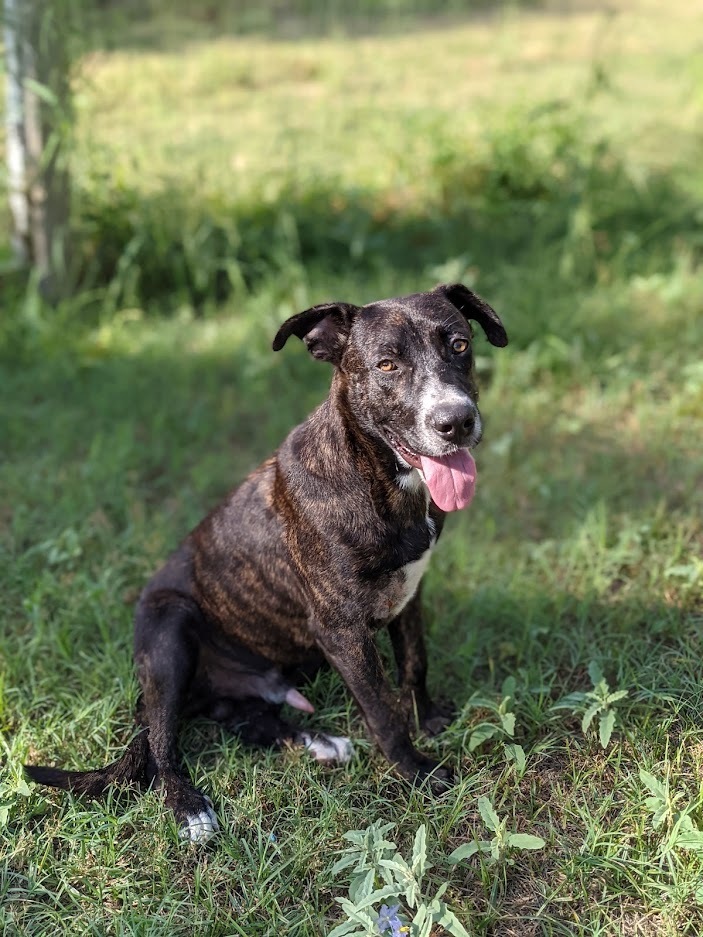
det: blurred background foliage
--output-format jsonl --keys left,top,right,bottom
{"left": 1, "top": 0, "right": 701, "bottom": 359}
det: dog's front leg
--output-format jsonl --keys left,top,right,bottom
{"left": 388, "top": 590, "right": 455, "bottom": 737}
{"left": 312, "top": 616, "right": 450, "bottom": 787}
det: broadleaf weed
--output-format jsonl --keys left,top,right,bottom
{"left": 640, "top": 768, "right": 703, "bottom": 860}
{"left": 552, "top": 660, "right": 629, "bottom": 747}
{"left": 328, "top": 821, "right": 469, "bottom": 937}
{"left": 460, "top": 676, "right": 528, "bottom": 776}
{"left": 448, "top": 796, "right": 545, "bottom": 866}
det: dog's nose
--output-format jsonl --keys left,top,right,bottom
{"left": 432, "top": 402, "right": 476, "bottom": 444}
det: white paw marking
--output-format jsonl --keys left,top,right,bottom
{"left": 179, "top": 799, "right": 219, "bottom": 844}
{"left": 301, "top": 733, "right": 354, "bottom": 764}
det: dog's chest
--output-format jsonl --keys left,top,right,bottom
{"left": 374, "top": 515, "right": 437, "bottom": 621}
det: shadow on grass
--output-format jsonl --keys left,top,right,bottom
{"left": 3, "top": 322, "right": 701, "bottom": 934}
{"left": 3, "top": 98, "right": 701, "bottom": 372}
{"left": 3, "top": 317, "right": 699, "bottom": 565}
{"left": 71, "top": 149, "right": 701, "bottom": 320}
{"left": 87, "top": 0, "right": 549, "bottom": 53}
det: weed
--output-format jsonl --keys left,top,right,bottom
{"left": 459, "top": 676, "right": 527, "bottom": 777}
{"left": 329, "top": 821, "right": 469, "bottom": 937}
{"left": 551, "top": 661, "right": 629, "bottom": 748}
{"left": 640, "top": 770, "right": 703, "bottom": 862}
{"left": 448, "top": 798, "right": 545, "bottom": 866}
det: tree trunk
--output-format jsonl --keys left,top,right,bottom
{"left": 3, "top": 0, "right": 72, "bottom": 299}
{"left": 4, "top": 0, "right": 29, "bottom": 265}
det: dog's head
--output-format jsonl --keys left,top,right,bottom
{"left": 273, "top": 284, "right": 508, "bottom": 510}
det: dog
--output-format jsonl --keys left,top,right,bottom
{"left": 26, "top": 283, "right": 508, "bottom": 842}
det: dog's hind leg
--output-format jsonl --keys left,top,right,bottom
{"left": 211, "top": 698, "right": 354, "bottom": 764}
{"left": 135, "top": 590, "right": 219, "bottom": 843}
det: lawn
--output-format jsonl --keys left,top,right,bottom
{"left": 1, "top": 0, "right": 703, "bottom": 934}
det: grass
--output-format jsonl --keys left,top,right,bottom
{"left": 1, "top": 0, "right": 703, "bottom": 933}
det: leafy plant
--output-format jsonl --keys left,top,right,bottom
{"left": 551, "top": 661, "right": 629, "bottom": 747}
{"left": 0, "top": 769, "right": 32, "bottom": 828}
{"left": 448, "top": 797, "right": 545, "bottom": 865}
{"left": 462, "top": 677, "right": 527, "bottom": 776}
{"left": 640, "top": 769, "right": 703, "bottom": 860}
{"left": 328, "top": 821, "right": 469, "bottom": 937}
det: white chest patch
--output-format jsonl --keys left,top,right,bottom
{"left": 389, "top": 546, "right": 433, "bottom": 618}
{"left": 396, "top": 468, "right": 424, "bottom": 493}
{"left": 376, "top": 513, "right": 437, "bottom": 619}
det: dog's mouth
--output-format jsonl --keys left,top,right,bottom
{"left": 382, "top": 429, "right": 477, "bottom": 513}
{"left": 383, "top": 429, "right": 424, "bottom": 470}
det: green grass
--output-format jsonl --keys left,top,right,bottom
{"left": 2, "top": 0, "right": 703, "bottom": 934}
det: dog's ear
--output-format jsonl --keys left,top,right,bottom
{"left": 272, "top": 302, "right": 360, "bottom": 365}
{"left": 437, "top": 283, "right": 508, "bottom": 348}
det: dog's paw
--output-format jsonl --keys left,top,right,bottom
{"left": 300, "top": 732, "right": 354, "bottom": 764}
{"left": 402, "top": 693, "right": 455, "bottom": 738}
{"left": 419, "top": 698, "right": 456, "bottom": 738}
{"left": 426, "top": 764, "right": 454, "bottom": 795}
{"left": 407, "top": 756, "right": 454, "bottom": 794}
{"left": 177, "top": 795, "right": 220, "bottom": 844}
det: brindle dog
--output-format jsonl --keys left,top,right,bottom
{"left": 26, "top": 283, "right": 508, "bottom": 842}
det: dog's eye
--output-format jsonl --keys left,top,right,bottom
{"left": 451, "top": 338, "right": 469, "bottom": 354}
{"left": 377, "top": 360, "right": 397, "bottom": 372}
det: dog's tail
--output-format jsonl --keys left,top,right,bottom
{"left": 24, "top": 730, "right": 150, "bottom": 797}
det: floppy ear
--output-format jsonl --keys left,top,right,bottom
{"left": 437, "top": 283, "right": 508, "bottom": 348}
{"left": 272, "top": 302, "right": 360, "bottom": 365}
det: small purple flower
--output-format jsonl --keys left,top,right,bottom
{"left": 377, "top": 904, "right": 407, "bottom": 937}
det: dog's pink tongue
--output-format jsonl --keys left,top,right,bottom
{"left": 420, "top": 450, "right": 476, "bottom": 512}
